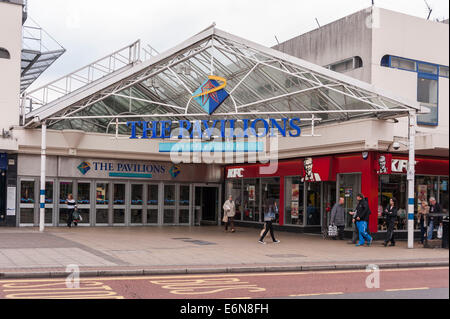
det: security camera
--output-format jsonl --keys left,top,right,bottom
{"left": 392, "top": 142, "right": 400, "bottom": 150}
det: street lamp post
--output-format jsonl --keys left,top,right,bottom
{"left": 39, "top": 121, "right": 46, "bottom": 232}
{"left": 407, "top": 111, "right": 416, "bottom": 249}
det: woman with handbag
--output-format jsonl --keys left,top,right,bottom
{"left": 418, "top": 200, "right": 429, "bottom": 244}
{"left": 258, "top": 198, "right": 280, "bottom": 244}
{"left": 66, "top": 194, "right": 76, "bottom": 228}
{"left": 223, "top": 195, "right": 236, "bottom": 232}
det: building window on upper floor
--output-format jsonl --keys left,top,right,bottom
{"left": 418, "top": 62, "right": 438, "bottom": 75}
{"left": 440, "top": 66, "right": 449, "bottom": 78}
{"left": 390, "top": 56, "right": 416, "bottom": 72}
{"left": 326, "top": 56, "right": 363, "bottom": 73}
{"left": 417, "top": 75, "right": 438, "bottom": 126}
{"left": 0, "top": 48, "right": 11, "bottom": 59}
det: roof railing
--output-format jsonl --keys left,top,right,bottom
{"left": 23, "top": 40, "right": 142, "bottom": 112}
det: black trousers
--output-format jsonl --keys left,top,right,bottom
{"left": 260, "top": 221, "right": 276, "bottom": 242}
{"left": 384, "top": 221, "right": 395, "bottom": 244}
{"left": 337, "top": 225, "right": 345, "bottom": 240}
{"left": 67, "top": 209, "right": 74, "bottom": 227}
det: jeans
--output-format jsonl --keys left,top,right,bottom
{"left": 225, "top": 217, "right": 235, "bottom": 231}
{"left": 427, "top": 220, "right": 434, "bottom": 240}
{"left": 337, "top": 225, "right": 345, "bottom": 240}
{"left": 67, "top": 209, "right": 74, "bottom": 227}
{"left": 384, "top": 221, "right": 395, "bottom": 244}
{"left": 356, "top": 221, "right": 372, "bottom": 245}
{"left": 420, "top": 220, "right": 426, "bottom": 243}
{"left": 260, "top": 220, "right": 276, "bottom": 242}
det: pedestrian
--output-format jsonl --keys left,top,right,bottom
{"left": 382, "top": 197, "right": 397, "bottom": 247}
{"left": 258, "top": 198, "right": 280, "bottom": 244}
{"left": 418, "top": 200, "right": 429, "bottom": 244}
{"left": 223, "top": 195, "right": 236, "bottom": 232}
{"left": 428, "top": 197, "right": 442, "bottom": 240}
{"left": 330, "top": 197, "right": 346, "bottom": 240}
{"left": 353, "top": 193, "right": 373, "bottom": 247}
{"left": 66, "top": 194, "right": 76, "bottom": 228}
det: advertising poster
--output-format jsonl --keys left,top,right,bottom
{"left": 291, "top": 184, "right": 299, "bottom": 201}
{"left": 248, "top": 185, "right": 255, "bottom": 201}
{"left": 291, "top": 201, "right": 299, "bottom": 219}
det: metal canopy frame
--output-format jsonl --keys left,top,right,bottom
{"left": 22, "top": 27, "right": 420, "bottom": 134}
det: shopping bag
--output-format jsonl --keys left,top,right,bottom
{"left": 437, "top": 225, "right": 443, "bottom": 239}
{"left": 222, "top": 214, "right": 228, "bottom": 223}
{"left": 328, "top": 224, "right": 338, "bottom": 237}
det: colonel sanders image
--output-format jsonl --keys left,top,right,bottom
{"left": 301, "top": 157, "right": 321, "bottom": 182}
{"left": 378, "top": 155, "right": 387, "bottom": 174}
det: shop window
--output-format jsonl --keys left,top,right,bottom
{"left": 306, "top": 183, "right": 321, "bottom": 226}
{"left": 0, "top": 48, "right": 10, "bottom": 59}
{"left": 261, "top": 177, "right": 280, "bottom": 224}
{"left": 285, "top": 176, "right": 304, "bottom": 225}
{"left": 338, "top": 173, "right": 361, "bottom": 229}
{"left": 243, "top": 179, "right": 259, "bottom": 222}
{"left": 228, "top": 180, "right": 242, "bottom": 220}
{"left": 440, "top": 178, "right": 449, "bottom": 214}
{"left": 378, "top": 175, "right": 407, "bottom": 231}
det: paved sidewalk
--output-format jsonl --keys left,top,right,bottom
{"left": 0, "top": 226, "right": 448, "bottom": 278}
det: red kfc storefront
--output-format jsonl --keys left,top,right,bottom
{"left": 224, "top": 152, "right": 449, "bottom": 235}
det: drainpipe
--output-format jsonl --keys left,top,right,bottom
{"left": 39, "top": 121, "right": 46, "bottom": 232}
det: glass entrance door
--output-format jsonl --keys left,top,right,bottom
{"left": 58, "top": 181, "right": 73, "bottom": 226}
{"left": 146, "top": 184, "right": 159, "bottom": 224}
{"left": 44, "top": 180, "right": 54, "bottom": 225}
{"left": 95, "top": 182, "right": 109, "bottom": 225}
{"left": 163, "top": 185, "right": 176, "bottom": 224}
{"left": 19, "top": 179, "right": 36, "bottom": 225}
{"left": 77, "top": 181, "right": 91, "bottom": 225}
{"left": 322, "top": 182, "right": 337, "bottom": 227}
{"left": 338, "top": 173, "right": 361, "bottom": 229}
{"left": 306, "top": 182, "right": 321, "bottom": 226}
{"left": 113, "top": 183, "right": 126, "bottom": 225}
{"left": 195, "top": 186, "right": 218, "bottom": 224}
{"left": 130, "top": 184, "right": 144, "bottom": 225}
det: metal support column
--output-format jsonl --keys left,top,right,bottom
{"left": 39, "top": 121, "right": 47, "bottom": 232}
{"left": 407, "top": 111, "right": 416, "bottom": 249}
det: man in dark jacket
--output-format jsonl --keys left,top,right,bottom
{"left": 330, "top": 197, "right": 346, "bottom": 240}
{"left": 353, "top": 194, "right": 372, "bottom": 247}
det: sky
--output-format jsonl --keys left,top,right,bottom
{"left": 26, "top": 0, "right": 449, "bottom": 89}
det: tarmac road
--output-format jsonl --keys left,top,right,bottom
{"left": 0, "top": 267, "right": 447, "bottom": 299}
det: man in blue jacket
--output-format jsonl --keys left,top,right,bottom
{"left": 353, "top": 194, "right": 372, "bottom": 247}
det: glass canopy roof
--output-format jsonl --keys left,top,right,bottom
{"left": 24, "top": 27, "right": 419, "bottom": 135}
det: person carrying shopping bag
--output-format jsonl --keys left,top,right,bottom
{"left": 66, "top": 194, "right": 76, "bottom": 228}
{"left": 258, "top": 198, "right": 280, "bottom": 244}
{"left": 382, "top": 197, "right": 397, "bottom": 247}
{"left": 223, "top": 195, "right": 236, "bottom": 233}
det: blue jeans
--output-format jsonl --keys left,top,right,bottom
{"left": 356, "top": 221, "right": 372, "bottom": 245}
{"left": 427, "top": 220, "right": 434, "bottom": 240}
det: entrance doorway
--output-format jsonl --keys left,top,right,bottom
{"left": 194, "top": 186, "right": 219, "bottom": 225}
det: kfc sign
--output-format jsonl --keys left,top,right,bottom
{"left": 391, "top": 159, "right": 417, "bottom": 173}
{"left": 376, "top": 154, "right": 418, "bottom": 174}
{"left": 227, "top": 168, "right": 244, "bottom": 178}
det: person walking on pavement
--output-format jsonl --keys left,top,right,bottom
{"left": 418, "top": 200, "right": 429, "bottom": 244}
{"left": 353, "top": 194, "right": 372, "bottom": 247}
{"left": 382, "top": 197, "right": 397, "bottom": 247}
{"left": 330, "top": 197, "right": 346, "bottom": 240}
{"left": 223, "top": 195, "right": 236, "bottom": 233}
{"left": 259, "top": 198, "right": 280, "bottom": 244}
{"left": 427, "top": 197, "right": 442, "bottom": 240}
{"left": 66, "top": 194, "right": 76, "bottom": 228}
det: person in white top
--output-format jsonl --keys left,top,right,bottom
{"left": 66, "top": 194, "right": 76, "bottom": 227}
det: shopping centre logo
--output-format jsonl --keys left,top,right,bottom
{"left": 192, "top": 75, "right": 229, "bottom": 115}
{"left": 169, "top": 164, "right": 181, "bottom": 178}
{"left": 77, "top": 161, "right": 91, "bottom": 175}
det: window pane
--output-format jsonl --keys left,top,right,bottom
{"left": 164, "top": 209, "right": 175, "bottom": 224}
{"left": 285, "top": 176, "right": 304, "bottom": 225}
{"left": 179, "top": 185, "right": 190, "bottom": 206}
{"left": 147, "top": 184, "right": 158, "bottom": 205}
{"left": 378, "top": 175, "right": 407, "bottom": 231}
{"left": 131, "top": 184, "right": 143, "bottom": 205}
{"left": 440, "top": 66, "right": 449, "bottom": 77}
{"left": 59, "top": 182, "right": 73, "bottom": 204}
{"left": 20, "top": 181, "right": 34, "bottom": 204}
{"left": 164, "top": 185, "right": 175, "bottom": 206}
{"left": 45, "top": 182, "right": 53, "bottom": 204}
{"left": 77, "top": 208, "right": 90, "bottom": 224}
{"left": 96, "top": 183, "right": 109, "bottom": 204}
{"left": 243, "top": 179, "right": 259, "bottom": 221}
{"left": 391, "top": 57, "right": 415, "bottom": 71}
{"left": 147, "top": 209, "right": 158, "bottom": 224}
{"left": 440, "top": 178, "right": 449, "bottom": 214}
{"left": 131, "top": 209, "right": 143, "bottom": 224}
{"left": 96, "top": 209, "right": 109, "bottom": 224}
{"left": 20, "top": 208, "right": 34, "bottom": 224}
{"left": 418, "top": 63, "right": 438, "bottom": 75}
{"left": 179, "top": 209, "right": 189, "bottom": 224}
{"left": 418, "top": 77, "right": 438, "bottom": 105}
{"left": 113, "top": 184, "right": 125, "bottom": 205}
{"left": 113, "top": 209, "right": 125, "bottom": 223}
{"left": 306, "top": 183, "right": 321, "bottom": 225}
{"left": 77, "top": 183, "right": 90, "bottom": 204}
{"left": 261, "top": 177, "right": 280, "bottom": 223}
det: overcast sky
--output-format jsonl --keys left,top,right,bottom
{"left": 27, "top": 0, "right": 449, "bottom": 89}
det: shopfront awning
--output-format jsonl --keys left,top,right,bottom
{"left": 22, "top": 26, "right": 421, "bottom": 134}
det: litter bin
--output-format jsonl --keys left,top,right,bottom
{"left": 442, "top": 217, "right": 449, "bottom": 249}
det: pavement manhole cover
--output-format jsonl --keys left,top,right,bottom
{"left": 266, "top": 254, "right": 306, "bottom": 258}
{"left": 172, "top": 238, "right": 192, "bottom": 240}
{"left": 183, "top": 240, "right": 216, "bottom": 246}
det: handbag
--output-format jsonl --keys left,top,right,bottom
{"left": 437, "top": 224, "right": 443, "bottom": 239}
{"left": 328, "top": 224, "right": 338, "bottom": 237}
